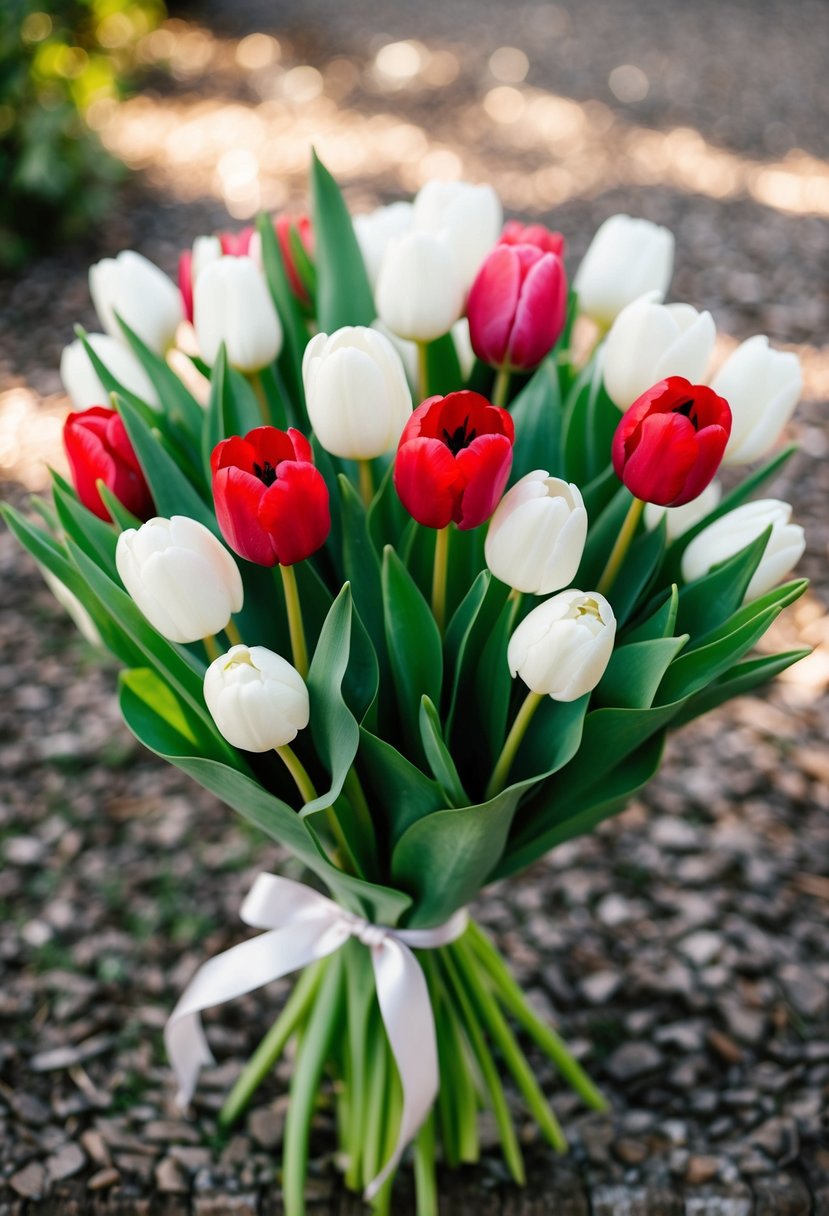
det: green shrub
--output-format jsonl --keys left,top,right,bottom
{"left": 0, "top": 0, "right": 165, "bottom": 271}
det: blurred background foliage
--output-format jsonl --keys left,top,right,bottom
{"left": 0, "top": 0, "right": 166, "bottom": 271}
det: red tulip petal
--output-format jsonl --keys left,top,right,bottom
{"left": 212, "top": 435, "right": 258, "bottom": 476}
{"left": 467, "top": 246, "right": 522, "bottom": 366}
{"left": 178, "top": 251, "right": 194, "bottom": 324}
{"left": 257, "top": 462, "right": 330, "bottom": 565}
{"left": 213, "top": 467, "right": 276, "bottom": 566}
{"left": 64, "top": 422, "right": 117, "bottom": 520}
{"left": 454, "top": 433, "right": 514, "bottom": 529}
{"left": 618, "top": 412, "right": 699, "bottom": 505}
{"left": 673, "top": 424, "right": 730, "bottom": 505}
{"left": 394, "top": 438, "right": 461, "bottom": 529}
{"left": 506, "top": 253, "right": 567, "bottom": 370}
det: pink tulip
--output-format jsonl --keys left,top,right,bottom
{"left": 500, "top": 219, "right": 565, "bottom": 258}
{"left": 467, "top": 243, "right": 567, "bottom": 372}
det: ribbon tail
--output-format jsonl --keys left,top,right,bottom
{"left": 364, "top": 939, "right": 439, "bottom": 1201}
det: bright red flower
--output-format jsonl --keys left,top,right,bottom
{"left": 500, "top": 219, "right": 565, "bottom": 258}
{"left": 275, "top": 214, "right": 314, "bottom": 306}
{"left": 394, "top": 391, "right": 514, "bottom": 530}
{"left": 178, "top": 250, "right": 194, "bottom": 324}
{"left": 467, "top": 243, "right": 568, "bottom": 372}
{"left": 211, "top": 427, "right": 330, "bottom": 566}
{"left": 63, "top": 406, "right": 153, "bottom": 523}
{"left": 611, "top": 377, "right": 732, "bottom": 507}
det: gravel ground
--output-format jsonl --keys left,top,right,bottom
{"left": 1, "top": 0, "right": 828, "bottom": 1211}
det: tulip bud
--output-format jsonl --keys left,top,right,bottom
{"left": 375, "top": 230, "right": 465, "bottom": 342}
{"left": 203, "top": 644, "right": 309, "bottom": 752}
{"left": 467, "top": 243, "right": 567, "bottom": 372}
{"left": 178, "top": 235, "right": 223, "bottom": 324}
{"left": 115, "top": 515, "right": 243, "bottom": 644}
{"left": 275, "top": 214, "right": 314, "bottom": 305}
{"left": 681, "top": 499, "right": 805, "bottom": 602}
{"left": 500, "top": 220, "right": 565, "bottom": 258}
{"left": 60, "top": 333, "right": 159, "bottom": 410}
{"left": 644, "top": 480, "right": 721, "bottom": 542}
{"left": 194, "top": 255, "right": 283, "bottom": 372}
{"left": 452, "top": 318, "right": 475, "bottom": 381}
{"left": 219, "top": 227, "right": 255, "bottom": 257}
{"left": 486, "top": 472, "right": 587, "bottom": 594}
{"left": 603, "top": 293, "right": 716, "bottom": 411}
{"left": 612, "top": 376, "right": 731, "bottom": 507}
{"left": 211, "top": 426, "right": 330, "bottom": 567}
{"left": 574, "top": 215, "right": 674, "bottom": 328}
{"left": 711, "top": 336, "right": 802, "bottom": 466}
{"left": 508, "top": 589, "right": 617, "bottom": 701}
{"left": 40, "top": 568, "right": 102, "bottom": 647}
{"left": 353, "top": 201, "right": 414, "bottom": 289}
{"left": 394, "top": 391, "right": 514, "bottom": 530}
{"left": 302, "top": 326, "right": 412, "bottom": 460}
{"left": 89, "top": 251, "right": 182, "bottom": 356}
{"left": 412, "top": 180, "right": 502, "bottom": 293}
{"left": 63, "top": 405, "right": 153, "bottom": 522}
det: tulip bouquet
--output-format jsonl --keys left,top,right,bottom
{"left": 4, "top": 154, "right": 809, "bottom": 1215}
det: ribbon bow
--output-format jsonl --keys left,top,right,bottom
{"left": 164, "top": 873, "right": 468, "bottom": 1199}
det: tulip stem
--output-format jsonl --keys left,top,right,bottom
{"left": 485, "top": 689, "right": 544, "bottom": 800}
{"left": 249, "top": 371, "right": 271, "bottom": 427}
{"left": 596, "top": 496, "right": 646, "bottom": 598}
{"left": 225, "top": 619, "right": 243, "bottom": 647}
{"left": 357, "top": 459, "right": 375, "bottom": 508}
{"left": 275, "top": 743, "right": 317, "bottom": 805}
{"left": 492, "top": 367, "right": 512, "bottom": 410}
{"left": 431, "top": 525, "right": 451, "bottom": 634}
{"left": 416, "top": 341, "right": 430, "bottom": 401}
{"left": 280, "top": 563, "right": 309, "bottom": 678}
{"left": 203, "top": 634, "right": 221, "bottom": 663}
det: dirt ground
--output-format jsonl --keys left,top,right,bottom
{"left": 1, "top": 0, "right": 828, "bottom": 1211}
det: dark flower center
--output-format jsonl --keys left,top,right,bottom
{"left": 253, "top": 460, "right": 278, "bottom": 486}
{"left": 673, "top": 399, "right": 699, "bottom": 430}
{"left": 442, "top": 418, "right": 477, "bottom": 456}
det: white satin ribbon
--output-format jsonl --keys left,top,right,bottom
{"left": 165, "top": 873, "right": 468, "bottom": 1199}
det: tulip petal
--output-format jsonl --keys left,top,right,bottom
{"left": 394, "top": 438, "right": 461, "bottom": 529}
{"left": 618, "top": 412, "right": 699, "bottom": 506}
{"left": 454, "top": 434, "right": 514, "bottom": 530}
{"left": 257, "top": 462, "right": 331, "bottom": 566}
{"left": 467, "top": 245, "right": 522, "bottom": 366}
{"left": 213, "top": 467, "right": 275, "bottom": 566}
{"left": 506, "top": 252, "right": 567, "bottom": 370}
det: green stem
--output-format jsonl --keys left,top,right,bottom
{"left": 413, "top": 1113, "right": 438, "bottom": 1216}
{"left": 275, "top": 743, "right": 317, "bottom": 806}
{"left": 203, "top": 633, "right": 221, "bottom": 663}
{"left": 426, "top": 953, "right": 479, "bottom": 1164}
{"left": 248, "top": 370, "right": 271, "bottom": 427}
{"left": 437, "top": 946, "right": 525, "bottom": 1185}
{"left": 416, "top": 340, "right": 430, "bottom": 401}
{"left": 596, "top": 495, "right": 645, "bottom": 598}
{"left": 452, "top": 937, "right": 568, "bottom": 1153}
{"left": 218, "top": 959, "right": 326, "bottom": 1128}
{"left": 467, "top": 922, "right": 608, "bottom": 1110}
{"left": 224, "top": 619, "right": 243, "bottom": 647}
{"left": 431, "top": 525, "right": 450, "bottom": 634}
{"left": 358, "top": 459, "right": 375, "bottom": 508}
{"left": 282, "top": 952, "right": 344, "bottom": 1216}
{"left": 492, "top": 366, "right": 512, "bottom": 410}
{"left": 372, "top": 1052, "right": 402, "bottom": 1214}
{"left": 280, "top": 562, "right": 309, "bottom": 678}
{"left": 362, "top": 1013, "right": 388, "bottom": 1194}
{"left": 485, "top": 689, "right": 544, "bottom": 801}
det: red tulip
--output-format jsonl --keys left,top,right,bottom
{"left": 211, "top": 427, "right": 330, "bottom": 566}
{"left": 276, "top": 214, "right": 314, "bottom": 306}
{"left": 611, "top": 376, "right": 732, "bottom": 507}
{"left": 467, "top": 243, "right": 567, "bottom": 372}
{"left": 178, "top": 250, "right": 194, "bottom": 324}
{"left": 500, "top": 220, "right": 565, "bottom": 258}
{"left": 219, "top": 226, "right": 255, "bottom": 258}
{"left": 63, "top": 406, "right": 153, "bottom": 523}
{"left": 394, "top": 391, "right": 514, "bottom": 530}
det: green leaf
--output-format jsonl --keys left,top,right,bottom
{"left": 202, "top": 345, "right": 264, "bottom": 477}
{"left": 382, "top": 546, "right": 442, "bottom": 761}
{"left": 51, "top": 477, "right": 118, "bottom": 576}
{"left": 688, "top": 578, "right": 807, "bottom": 652}
{"left": 97, "top": 483, "right": 143, "bottom": 533}
{"left": 423, "top": 332, "right": 462, "bottom": 397}
{"left": 475, "top": 595, "right": 520, "bottom": 762}
{"left": 120, "top": 674, "right": 412, "bottom": 925}
{"left": 672, "top": 648, "right": 811, "bottom": 726}
{"left": 115, "top": 393, "right": 218, "bottom": 533}
{"left": 606, "top": 516, "right": 667, "bottom": 626}
{"left": 256, "top": 211, "right": 308, "bottom": 418}
{"left": 509, "top": 694, "right": 588, "bottom": 786}
{"left": 675, "top": 528, "right": 772, "bottom": 639}
{"left": 445, "top": 573, "right": 509, "bottom": 736}
{"left": 419, "top": 696, "right": 468, "bottom": 807}
{"left": 310, "top": 150, "right": 375, "bottom": 331}
{"left": 357, "top": 727, "right": 446, "bottom": 848}
{"left": 576, "top": 484, "right": 631, "bottom": 588}
{"left": 657, "top": 606, "right": 781, "bottom": 703}
{"left": 116, "top": 314, "right": 205, "bottom": 445}
{"left": 120, "top": 667, "right": 213, "bottom": 753}
{"left": 508, "top": 359, "right": 563, "bottom": 484}
{"left": 561, "top": 356, "right": 617, "bottom": 485}
{"left": 596, "top": 636, "right": 689, "bottom": 709}
{"left": 622, "top": 584, "right": 678, "bottom": 644}
{"left": 304, "top": 586, "right": 360, "bottom": 809}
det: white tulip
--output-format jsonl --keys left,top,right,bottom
{"left": 116, "top": 515, "right": 243, "bottom": 644}
{"left": 371, "top": 319, "right": 418, "bottom": 389}
{"left": 41, "top": 568, "right": 102, "bottom": 647}
{"left": 452, "top": 317, "right": 476, "bottom": 381}
{"left": 712, "top": 336, "right": 802, "bottom": 466}
{"left": 508, "top": 589, "right": 616, "bottom": 701}
{"left": 194, "top": 255, "right": 282, "bottom": 372}
{"left": 60, "top": 333, "right": 159, "bottom": 409}
{"left": 302, "top": 326, "right": 413, "bottom": 460}
{"left": 486, "top": 472, "right": 588, "bottom": 595}
{"left": 644, "top": 480, "right": 721, "bottom": 542}
{"left": 192, "top": 234, "right": 223, "bottom": 279}
{"left": 412, "top": 180, "right": 502, "bottom": 293}
{"left": 376, "top": 230, "right": 465, "bottom": 342}
{"left": 353, "top": 201, "right": 414, "bottom": 289}
{"left": 574, "top": 215, "right": 674, "bottom": 328}
{"left": 203, "top": 644, "right": 309, "bottom": 752}
{"left": 681, "top": 499, "right": 805, "bottom": 602}
{"left": 603, "top": 292, "right": 716, "bottom": 410}
{"left": 89, "top": 250, "right": 182, "bottom": 355}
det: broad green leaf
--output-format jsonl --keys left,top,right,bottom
{"left": 339, "top": 476, "right": 384, "bottom": 661}
{"left": 508, "top": 359, "right": 563, "bottom": 485}
{"left": 581, "top": 465, "right": 620, "bottom": 522}
{"left": 310, "top": 150, "right": 375, "bottom": 331}
{"left": 120, "top": 676, "right": 411, "bottom": 926}
{"left": 675, "top": 528, "right": 772, "bottom": 639}
{"left": 423, "top": 332, "right": 462, "bottom": 397}
{"left": 419, "top": 696, "right": 468, "bottom": 807}
{"left": 671, "top": 648, "right": 811, "bottom": 726}
{"left": 97, "top": 483, "right": 143, "bottom": 533}
{"left": 367, "top": 460, "right": 408, "bottom": 555}
{"left": 622, "top": 584, "right": 678, "bottom": 644}
{"left": 382, "top": 546, "right": 443, "bottom": 761}
{"left": 606, "top": 516, "right": 667, "bottom": 626}
{"left": 475, "top": 595, "right": 521, "bottom": 762}
{"left": 445, "top": 573, "right": 509, "bottom": 736}
{"left": 357, "top": 727, "right": 445, "bottom": 848}
{"left": 304, "top": 586, "right": 360, "bottom": 810}
{"left": 51, "top": 477, "right": 118, "bottom": 576}
{"left": 256, "top": 211, "right": 309, "bottom": 419}
{"left": 657, "top": 606, "right": 780, "bottom": 703}
{"left": 120, "top": 667, "right": 214, "bottom": 754}
{"left": 596, "top": 635, "right": 689, "bottom": 709}
{"left": 689, "top": 578, "right": 807, "bottom": 651}
{"left": 576, "top": 484, "right": 631, "bottom": 588}
{"left": 509, "top": 694, "right": 588, "bottom": 786}
{"left": 116, "top": 315, "right": 205, "bottom": 444}
{"left": 561, "top": 355, "right": 617, "bottom": 486}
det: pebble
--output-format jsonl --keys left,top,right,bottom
{"left": 87, "top": 1166, "right": 121, "bottom": 1190}
{"left": 45, "top": 1142, "right": 86, "bottom": 1182}
{"left": 749, "top": 1116, "right": 799, "bottom": 1161}
{"left": 679, "top": 930, "right": 724, "bottom": 967}
{"left": 248, "top": 1105, "right": 284, "bottom": 1151}
{"left": 156, "top": 1155, "right": 190, "bottom": 1193}
{"left": 685, "top": 1155, "right": 721, "bottom": 1185}
{"left": 9, "top": 1162, "right": 48, "bottom": 1200}
{"left": 706, "top": 1028, "right": 745, "bottom": 1064}
{"left": 605, "top": 1042, "right": 663, "bottom": 1082}
{"left": 779, "top": 965, "right": 828, "bottom": 1018}
{"left": 579, "top": 969, "right": 623, "bottom": 1005}
{"left": 613, "top": 1137, "right": 649, "bottom": 1165}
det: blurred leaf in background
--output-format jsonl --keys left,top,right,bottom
{"left": 0, "top": 0, "right": 166, "bottom": 271}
